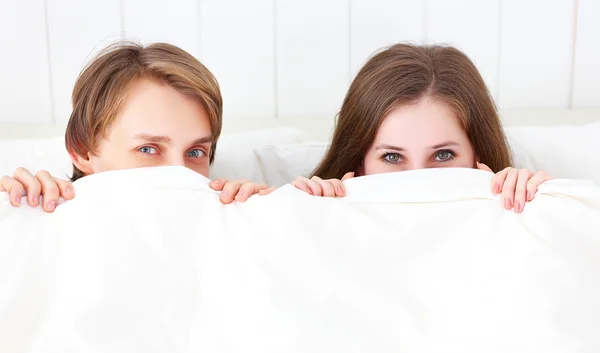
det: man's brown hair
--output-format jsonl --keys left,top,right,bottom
{"left": 313, "top": 43, "right": 513, "bottom": 179}
{"left": 65, "top": 41, "right": 223, "bottom": 181}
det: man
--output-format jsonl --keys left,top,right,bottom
{"left": 0, "top": 41, "right": 271, "bottom": 212}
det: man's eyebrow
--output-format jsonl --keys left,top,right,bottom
{"left": 190, "top": 136, "right": 213, "bottom": 145}
{"left": 133, "top": 134, "right": 213, "bottom": 146}
{"left": 133, "top": 134, "right": 172, "bottom": 144}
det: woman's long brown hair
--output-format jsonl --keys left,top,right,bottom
{"left": 313, "top": 43, "right": 512, "bottom": 179}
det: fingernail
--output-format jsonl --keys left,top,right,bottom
{"left": 213, "top": 179, "right": 222, "bottom": 184}
{"left": 12, "top": 196, "right": 21, "bottom": 206}
{"left": 514, "top": 201, "right": 521, "bottom": 213}
{"left": 47, "top": 201, "right": 56, "bottom": 211}
{"left": 336, "top": 186, "right": 344, "bottom": 196}
{"left": 32, "top": 196, "right": 39, "bottom": 205}
{"left": 504, "top": 198, "right": 512, "bottom": 210}
{"left": 221, "top": 191, "right": 230, "bottom": 200}
{"left": 237, "top": 189, "right": 245, "bottom": 197}
{"left": 66, "top": 187, "right": 72, "bottom": 195}
{"left": 527, "top": 191, "right": 532, "bottom": 201}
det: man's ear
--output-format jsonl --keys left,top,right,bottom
{"left": 68, "top": 148, "right": 94, "bottom": 175}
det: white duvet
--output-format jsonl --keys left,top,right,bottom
{"left": 1, "top": 166, "right": 600, "bottom": 353}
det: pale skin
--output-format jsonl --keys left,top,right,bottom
{"left": 0, "top": 78, "right": 273, "bottom": 212}
{"left": 292, "top": 97, "right": 552, "bottom": 213}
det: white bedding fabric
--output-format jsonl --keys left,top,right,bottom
{"left": 1, "top": 166, "right": 600, "bottom": 353}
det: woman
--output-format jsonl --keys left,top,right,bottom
{"left": 291, "top": 43, "right": 550, "bottom": 213}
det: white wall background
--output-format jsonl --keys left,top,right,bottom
{"left": 1, "top": 0, "right": 599, "bottom": 126}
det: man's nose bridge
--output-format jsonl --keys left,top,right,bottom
{"left": 164, "top": 153, "right": 186, "bottom": 167}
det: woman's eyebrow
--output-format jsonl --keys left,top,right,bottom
{"left": 430, "top": 141, "right": 459, "bottom": 149}
{"left": 375, "top": 144, "right": 404, "bottom": 151}
{"left": 375, "top": 142, "right": 459, "bottom": 150}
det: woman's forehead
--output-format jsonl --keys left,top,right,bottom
{"left": 375, "top": 99, "right": 466, "bottom": 144}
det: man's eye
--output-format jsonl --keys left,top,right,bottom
{"left": 187, "top": 149, "right": 205, "bottom": 158}
{"left": 139, "top": 146, "right": 158, "bottom": 154}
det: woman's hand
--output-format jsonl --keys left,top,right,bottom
{"left": 477, "top": 162, "right": 552, "bottom": 213}
{"left": 291, "top": 172, "right": 355, "bottom": 197}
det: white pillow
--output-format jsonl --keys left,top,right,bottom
{"left": 0, "top": 137, "right": 72, "bottom": 179}
{"left": 209, "top": 128, "right": 309, "bottom": 183}
{"left": 504, "top": 122, "right": 600, "bottom": 185}
{"left": 0, "top": 128, "right": 310, "bottom": 183}
{"left": 254, "top": 123, "right": 600, "bottom": 186}
{"left": 254, "top": 141, "right": 328, "bottom": 187}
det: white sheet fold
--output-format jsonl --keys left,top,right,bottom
{"left": 1, "top": 166, "right": 599, "bottom": 353}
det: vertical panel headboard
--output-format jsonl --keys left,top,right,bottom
{"left": 1, "top": 0, "right": 599, "bottom": 133}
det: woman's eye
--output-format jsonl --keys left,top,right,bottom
{"left": 139, "top": 146, "right": 158, "bottom": 154}
{"left": 435, "top": 150, "right": 454, "bottom": 161}
{"left": 187, "top": 149, "right": 205, "bottom": 158}
{"left": 383, "top": 153, "right": 401, "bottom": 163}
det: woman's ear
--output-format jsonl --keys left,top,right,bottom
{"left": 476, "top": 161, "right": 493, "bottom": 172}
{"left": 68, "top": 149, "right": 94, "bottom": 175}
{"left": 355, "top": 163, "right": 364, "bottom": 177}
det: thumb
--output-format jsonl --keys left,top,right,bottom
{"left": 476, "top": 162, "right": 493, "bottom": 172}
{"left": 341, "top": 172, "right": 355, "bottom": 181}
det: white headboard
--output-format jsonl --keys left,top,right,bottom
{"left": 1, "top": 0, "right": 599, "bottom": 140}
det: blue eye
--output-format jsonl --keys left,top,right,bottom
{"left": 434, "top": 150, "right": 454, "bottom": 162}
{"left": 382, "top": 153, "right": 402, "bottom": 163}
{"left": 139, "top": 146, "right": 158, "bottom": 154}
{"left": 187, "top": 149, "right": 205, "bottom": 158}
